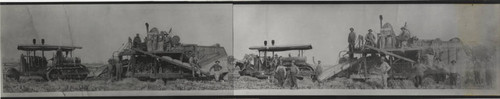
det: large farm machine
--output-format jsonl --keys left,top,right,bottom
{"left": 238, "top": 41, "right": 315, "bottom": 79}
{"left": 318, "top": 15, "right": 471, "bottom": 84}
{"left": 106, "top": 23, "right": 229, "bottom": 81}
{"left": 5, "top": 39, "right": 89, "bottom": 81}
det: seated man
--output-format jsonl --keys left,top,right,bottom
{"left": 209, "top": 61, "right": 224, "bottom": 82}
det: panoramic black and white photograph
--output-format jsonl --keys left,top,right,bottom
{"left": 233, "top": 4, "right": 498, "bottom": 91}
{"left": 1, "top": 3, "right": 499, "bottom": 97}
{"left": 1, "top": 4, "right": 235, "bottom": 94}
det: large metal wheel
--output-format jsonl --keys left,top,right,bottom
{"left": 76, "top": 68, "right": 89, "bottom": 80}
{"left": 46, "top": 70, "right": 62, "bottom": 81}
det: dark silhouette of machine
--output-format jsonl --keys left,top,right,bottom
{"left": 6, "top": 39, "right": 89, "bottom": 81}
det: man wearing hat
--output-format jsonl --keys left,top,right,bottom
{"left": 209, "top": 60, "right": 224, "bottom": 81}
{"left": 133, "top": 34, "right": 142, "bottom": 49}
{"left": 379, "top": 57, "right": 391, "bottom": 88}
{"left": 289, "top": 60, "right": 300, "bottom": 89}
{"left": 399, "top": 23, "right": 411, "bottom": 48}
{"left": 274, "top": 64, "right": 287, "bottom": 87}
{"left": 313, "top": 60, "right": 323, "bottom": 83}
{"left": 366, "top": 29, "right": 376, "bottom": 47}
{"left": 348, "top": 28, "right": 356, "bottom": 59}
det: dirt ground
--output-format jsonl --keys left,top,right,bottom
{"left": 3, "top": 73, "right": 461, "bottom": 93}
{"left": 2, "top": 63, "right": 490, "bottom": 93}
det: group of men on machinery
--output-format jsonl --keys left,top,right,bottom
{"left": 347, "top": 24, "right": 410, "bottom": 88}
{"left": 347, "top": 23, "right": 413, "bottom": 57}
{"left": 130, "top": 23, "right": 181, "bottom": 52}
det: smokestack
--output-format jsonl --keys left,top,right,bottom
{"left": 145, "top": 23, "right": 149, "bottom": 33}
{"left": 379, "top": 15, "right": 383, "bottom": 28}
{"left": 32, "top": 39, "right": 36, "bottom": 44}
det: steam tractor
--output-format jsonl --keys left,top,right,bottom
{"left": 107, "top": 23, "right": 229, "bottom": 81}
{"left": 5, "top": 39, "right": 89, "bottom": 81}
{"left": 238, "top": 40, "right": 315, "bottom": 79}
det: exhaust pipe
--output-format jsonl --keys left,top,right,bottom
{"left": 145, "top": 22, "right": 149, "bottom": 33}
{"left": 379, "top": 15, "right": 383, "bottom": 28}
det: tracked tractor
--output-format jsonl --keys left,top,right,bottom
{"left": 5, "top": 39, "right": 89, "bottom": 81}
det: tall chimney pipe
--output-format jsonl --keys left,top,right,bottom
{"left": 145, "top": 23, "right": 149, "bottom": 33}
{"left": 271, "top": 40, "right": 275, "bottom": 46}
{"left": 379, "top": 15, "right": 383, "bottom": 28}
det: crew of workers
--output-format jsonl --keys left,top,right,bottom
{"left": 347, "top": 23, "right": 414, "bottom": 58}
{"left": 130, "top": 23, "right": 181, "bottom": 52}
{"left": 239, "top": 53, "right": 302, "bottom": 89}
{"left": 272, "top": 59, "right": 301, "bottom": 89}
{"left": 414, "top": 52, "right": 459, "bottom": 88}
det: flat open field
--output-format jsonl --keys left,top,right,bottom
{"left": 3, "top": 63, "right": 464, "bottom": 93}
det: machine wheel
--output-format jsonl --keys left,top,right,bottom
{"left": 76, "top": 68, "right": 88, "bottom": 80}
{"left": 46, "top": 70, "right": 62, "bottom": 81}
{"left": 6, "top": 68, "right": 20, "bottom": 81}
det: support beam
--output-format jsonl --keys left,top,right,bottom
{"left": 364, "top": 45, "right": 416, "bottom": 63}
{"left": 130, "top": 48, "right": 211, "bottom": 76}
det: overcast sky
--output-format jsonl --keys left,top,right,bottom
{"left": 2, "top": 4, "right": 499, "bottom": 65}
{"left": 1, "top": 4, "right": 233, "bottom": 63}
{"left": 234, "top": 4, "right": 499, "bottom": 65}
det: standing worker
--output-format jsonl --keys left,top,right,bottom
{"left": 164, "top": 30, "right": 171, "bottom": 51}
{"left": 348, "top": 27, "right": 356, "bottom": 59}
{"left": 313, "top": 60, "right": 323, "bottom": 83}
{"left": 157, "top": 31, "right": 166, "bottom": 51}
{"left": 275, "top": 64, "right": 287, "bottom": 87}
{"left": 188, "top": 51, "right": 199, "bottom": 77}
{"left": 358, "top": 35, "right": 364, "bottom": 48}
{"left": 415, "top": 63, "right": 427, "bottom": 88}
{"left": 379, "top": 58, "right": 391, "bottom": 88}
{"left": 365, "top": 29, "right": 376, "bottom": 47}
{"left": 209, "top": 60, "right": 224, "bottom": 82}
{"left": 289, "top": 60, "right": 300, "bottom": 89}
{"left": 449, "top": 60, "right": 458, "bottom": 86}
{"left": 399, "top": 27, "right": 411, "bottom": 48}
{"left": 133, "top": 34, "right": 142, "bottom": 49}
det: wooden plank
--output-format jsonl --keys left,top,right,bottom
{"left": 364, "top": 45, "right": 416, "bottom": 63}
{"left": 317, "top": 58, "right": 364, "bottom": 81}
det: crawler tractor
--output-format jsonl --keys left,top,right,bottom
{"left": 5, "top": 39, "right": 89, "bottom": 81}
